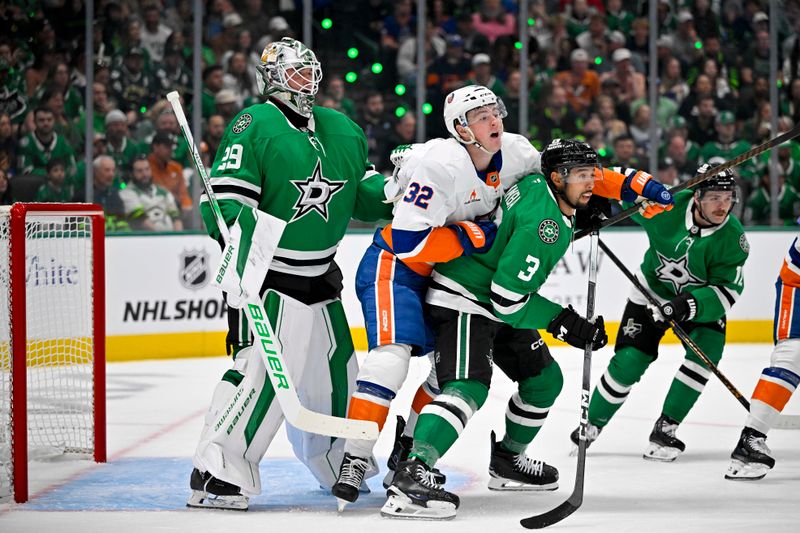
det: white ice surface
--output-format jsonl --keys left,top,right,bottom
{"left": 0, "top": 344, "right": 797, "bottom": 532}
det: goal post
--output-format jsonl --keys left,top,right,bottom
{"left": 1, "top": 203, "right": 106, "bottom": 504}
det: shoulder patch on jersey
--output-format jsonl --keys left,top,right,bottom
{"left": 739, "top": 233, "right": 749, "bottom": 254}
{"left": 232, "top": 113, "right": 252, "bottom": 134}
{"left": 538, "top": 219, "right": 559, "bottom": 244}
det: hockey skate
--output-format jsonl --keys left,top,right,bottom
{"left": 382, "top": 416, "right": 446, "bottom": 488}
{"left": 332, "top": 453, "right": 371, "bottom": 511}
{"left": 187, "top": 468, "right": 249, "bottom": 511}
{"left": 725, "top": 427, "right": 776, "bottom": 481}
{"left": 569, "top": 422, "right": 602, "bottom": 455}
{"left": 488, "top": 431, "right": 558, "bottom": 491}
{"left": 382, "top": 458, "right": 459, "bottom": 520}
{"left": 643, "top": 415, "right": 686, "bottom": 462}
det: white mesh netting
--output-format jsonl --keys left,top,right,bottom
{"left": 0, "top": 209, "right": 96, "bottom": 501}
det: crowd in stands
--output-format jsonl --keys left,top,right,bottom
{"left": 2, "top": 0, "right": 800, "bottom": 230}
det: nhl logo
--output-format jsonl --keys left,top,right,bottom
{"left": 232, "top": 113, "right": 252, "bottom": 134}
{"left": 179, "top": 249, "right": 210, "bottom": 290}
{"left": 538, "top": 219, "right": 559, "bottom": 244}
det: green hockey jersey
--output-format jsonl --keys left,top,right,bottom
{"left": 427, "top": 174, "right": 569, "bottom": 329}
{"left": 200, "top": 101, "right": 392, "bottom": 277}
{"left": 632, "top": 190, "right": 749, "bottom": 322}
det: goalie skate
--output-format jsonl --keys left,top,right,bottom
{"left": 381, "top": 459, "right": 459, "bottom": 520}
{"left": 643, "top": 415, "right": 685, "bottom": 462}
{"left": 187, "top": 468, "right": 248, "bottom": 511}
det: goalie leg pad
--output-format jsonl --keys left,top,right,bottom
{"left": 285, "top": 298, "right": 378, "bottom": 489}
{"left": 193, "top": 345, "right": 284, "bottom": 496}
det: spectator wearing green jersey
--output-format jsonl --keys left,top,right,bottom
{"left": 17, "top": 107, "right": 77, "bottom": 178}
{"left": 120, "top": 155, "right": 183, "bottom": 232}
{"left": 104, "top": 109, "right": 147, "bottom": 182}
{"left": 34, "top": 157, "right": 72, "bottom": 203}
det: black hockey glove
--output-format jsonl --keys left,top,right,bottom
{"left": 547, "top": 305, "right": 608, "bottom": 351}
{"left": 650, "top": 293, "right": 697, "bottom": 326}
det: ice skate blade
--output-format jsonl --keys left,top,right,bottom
{"left": 380, "top": 493, "right": 456, "bottom": 520}
{"left": 186, "top": 490, "right": 249, "bottom": 511}
{"left": 336, "top": 497, "right": 350, "bottom": 512}
{"left": 382, "top": 470, "right": 395, "bottom": 489}
{"left": 725, "top": 459, "right": 769, "bottom": 481}
{"left": 643, "top": 442, "right": 681, "bottom": 462}
{"left": 488, "top": 475, "right": 558, "bottom": 491}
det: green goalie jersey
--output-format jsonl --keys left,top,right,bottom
{"left": 633, "top": 189, "right": 749, "bottom": 323}
{"left": 427, "top": 174, "right": 570, "bottom": 329}
{"left": 200, "top": 101, "right": 392, "bottom": 276}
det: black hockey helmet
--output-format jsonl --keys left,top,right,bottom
{"left": 695, "top": 158, "right": 738, "bottom": 203}
{"left": 541, "top": 139, "right": 599, "bottom": 182}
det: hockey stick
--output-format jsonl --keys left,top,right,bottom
{"left": 166, "top": 91, "right": 379, "bottom": 440}
{"left": 574, "top": 122, "right": 800, "bottom": 241}
{"left": 597, "top": 239, "right": 750, "bottom": 411}
{"left": 521, "top": 229, "right": 600, "bottom": 530}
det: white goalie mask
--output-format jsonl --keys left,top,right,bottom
{"left": 256, "top": 37, "right": 322, "bottom": 117}
{"left": 443, "top": 85, "right": 506, "bottom": 146}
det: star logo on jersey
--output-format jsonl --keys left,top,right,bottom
{"left": 289, "top": 158, "right": 345, "bottom": 222}
{"left": 622, "top": 318, "right": 642, "bottom": 338}
{"left": 654, "top": 251, "right": 703, "bottom": 294}
{"left": 538, "top": 219, "right": 559, "bottom": 244}
{"left": 232, "top": 113, "right": 252, "bottom": 134}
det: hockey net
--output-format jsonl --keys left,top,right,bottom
{"left": 0, "top": 203, "right": 106, "bottom": 503}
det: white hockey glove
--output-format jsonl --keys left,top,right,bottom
{"left": 389, "top": 143, "right": 423, "bottom": 168}
{"left": 213, "top": 206, "right": 286, "bottom": 308}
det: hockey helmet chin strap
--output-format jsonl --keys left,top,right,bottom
{"left": 455, "top": 125, "right": 499, "bottom": 156}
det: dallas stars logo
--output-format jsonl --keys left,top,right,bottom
{"left": 289, "top": 158, "right": 345, "bottom": 222}
{"left": 622, "top": 318, "right": 642, "bottom": 338}
{"left": 654, "top": 251, "right": 703, "bottom": 294}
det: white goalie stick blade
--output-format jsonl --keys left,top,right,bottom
{"left": 380, "top": 493, "right": 457, "bottom": 521}
{"left": 290, "top": 406, "right": 379, "bottom": 440}
{"left": 643, "top": 443, "right": 681, "bottom": 462}
{"left": 725, "top": 459, "right": 770, "bottom": 481}
{"left": 187, "top": 490, "right": 249, "bottom": 511}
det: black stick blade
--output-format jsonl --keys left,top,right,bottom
{"left": 520, "top": 495, "right": 582, "bottom": 529}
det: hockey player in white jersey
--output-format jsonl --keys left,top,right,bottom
{"left": 726, "top": 234, "right": 800, "bottom": 480}
{"left": 331, "top": 85, "right": 541, "bottom": 509}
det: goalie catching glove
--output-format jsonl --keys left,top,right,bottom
{"left": 213, "top": 205, "right": 287, "bottom": 308}
{"left": 621, "top": 170, "right": 674, "bottom": 219}
{"left": 547, "top": 305, "right": 608, "bottom": 350}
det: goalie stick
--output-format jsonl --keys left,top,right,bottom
{"left": 521, "top": 230, "right": 599, "bottom": 530}
{"left": 575, "top": 122, "right": 800, "bottom": 241}
{"left": 598, "top": 239, "right": 750, "bottom": 411}
{"left": 166, "top": 91, "right": 379, "bottom": 440}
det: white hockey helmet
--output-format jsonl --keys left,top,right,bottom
{"left": 443, "top": 85, "right": 506, "bottom": 142}
{"left": 256, "top": 37, "right": 322, "bottom": 117}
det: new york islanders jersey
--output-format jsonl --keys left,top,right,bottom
{"left": 200, "top": 101, "right": 392, "bottom": 277}
{"left": 634, "top": 190, "right": 749, "bottom": 322}
{"left": 379, "top": 133, "right": 540, "bottom": 271}
{"left": 426, "top": 174, "right": 571, "bottom": 328}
